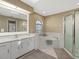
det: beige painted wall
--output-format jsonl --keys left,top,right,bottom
{"left": 0, "top": 15, "right": 8, "bottom": 32}
{"left": 29, "top": 13, "right": 45, "bottom": 33}
{"left": 44, "top": 11, "right": 73, "bottom": 33}
{"left": 0, "top": 15, "right": 26, "bottom": 32}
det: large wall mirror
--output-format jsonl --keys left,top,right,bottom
{"left": 0, "top": 1, "right": 30, "bottom": 33}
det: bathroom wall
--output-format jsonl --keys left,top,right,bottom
{"left": 44, "top": 11, "right": 73, "bottom": 33}
{"left": 29, "top": 13, "right": 45, "bottom": 33}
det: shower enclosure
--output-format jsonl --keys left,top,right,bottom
{"left": 64, "top": 9, "right": 79, "bottom": 58}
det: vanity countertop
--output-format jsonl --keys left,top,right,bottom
{"left": 0, "top": 32, "right": 35, "bottom": 44}
{"left": 0, "top": 32, "right": 28, "bottom": 37}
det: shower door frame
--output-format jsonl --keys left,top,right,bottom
{"left": 64, "top": 11, "right": 75, "bottom": 55}
{"left": 74, "top": 9, "right": 79, "bottom": 58}
{"left": 64, "top": 9, "right": 79, "bottom": 58}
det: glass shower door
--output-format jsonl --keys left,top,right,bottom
{"left": 75, "top": 11, "right": 79, "bottom": 57}
{"left": 64, "top": 15, "right": 74, "bottom": 53}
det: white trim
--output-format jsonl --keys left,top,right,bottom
{"left": 63, "top": 17, "right": 65, "bottom": 48}
{"left": 27, "top": 14, "right": 30, "bottom": 34}
{"left": 63, "top": 16, "right": 65, "bottom": 35}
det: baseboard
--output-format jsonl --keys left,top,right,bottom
{"left": 17, "top": 49, "right": 36, "bottom": 59}
{"left": 64, "top": 48, "right": 74, "bottom": 58}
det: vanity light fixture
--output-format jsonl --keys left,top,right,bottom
{"left": 0, "top": 0, "right": 31, "bottom": 14}
{"left": 0, "top": 0, "right": 16, "bottom": 8}
{"left": 16, "top": 7, "right": 31, "bottom": 14}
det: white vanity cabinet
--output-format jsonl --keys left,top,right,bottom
{"left": 0, "top": 33, "right": 35, "bottom": 59}
{"left": 10, "top": 40, "right": 28, "bottom": 59}
{"left": 21, "top": 39, "right": 30, "bottom": 55}
{"left": 10, "top": 38, "right": 35, "bottom": 59}
{"left": 21, "top": 38, "right": 35, "bottom": 54}
{"left": 28, "top": 37, "right": 35, "bottom": 51}
{"left": 0, "top": 43, "right": 10, "bottom": 59}
{"left": 10, "top": 40, "right": 21, "bottom": 59}
{"left": 20, "top": 38, "right": 35, "bottom": 55}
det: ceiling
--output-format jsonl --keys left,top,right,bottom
{"left": 21, "top": 0, "right": 79, "bottom": 16}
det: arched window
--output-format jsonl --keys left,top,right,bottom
{"left": 36, "top": 20, "right": 43, "bottom": 33}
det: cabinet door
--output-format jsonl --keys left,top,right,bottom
{"left": 0, "top": 43, "right": 10, "bottom": 59}
{"left": 21, "top": 39, "right": 29, "bottom": 55}
{"left": 11, "top": 41, "right": 21, "bottom": 59}
{"left": 28, "top": 38, "right": 34, "bottom": 51}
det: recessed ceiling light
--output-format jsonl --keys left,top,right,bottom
{"left": 43, "top": 11, "right": 46, "bottom": 14}
{"left": 29, "top": 0, "right": 39, "bottom": 3}
{"left": 76, "top": 3, "right": 79, "bottom": 5}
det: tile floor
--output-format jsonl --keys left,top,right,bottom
{"left": 18, "top": 48, "right": 74, "bottom": 59}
